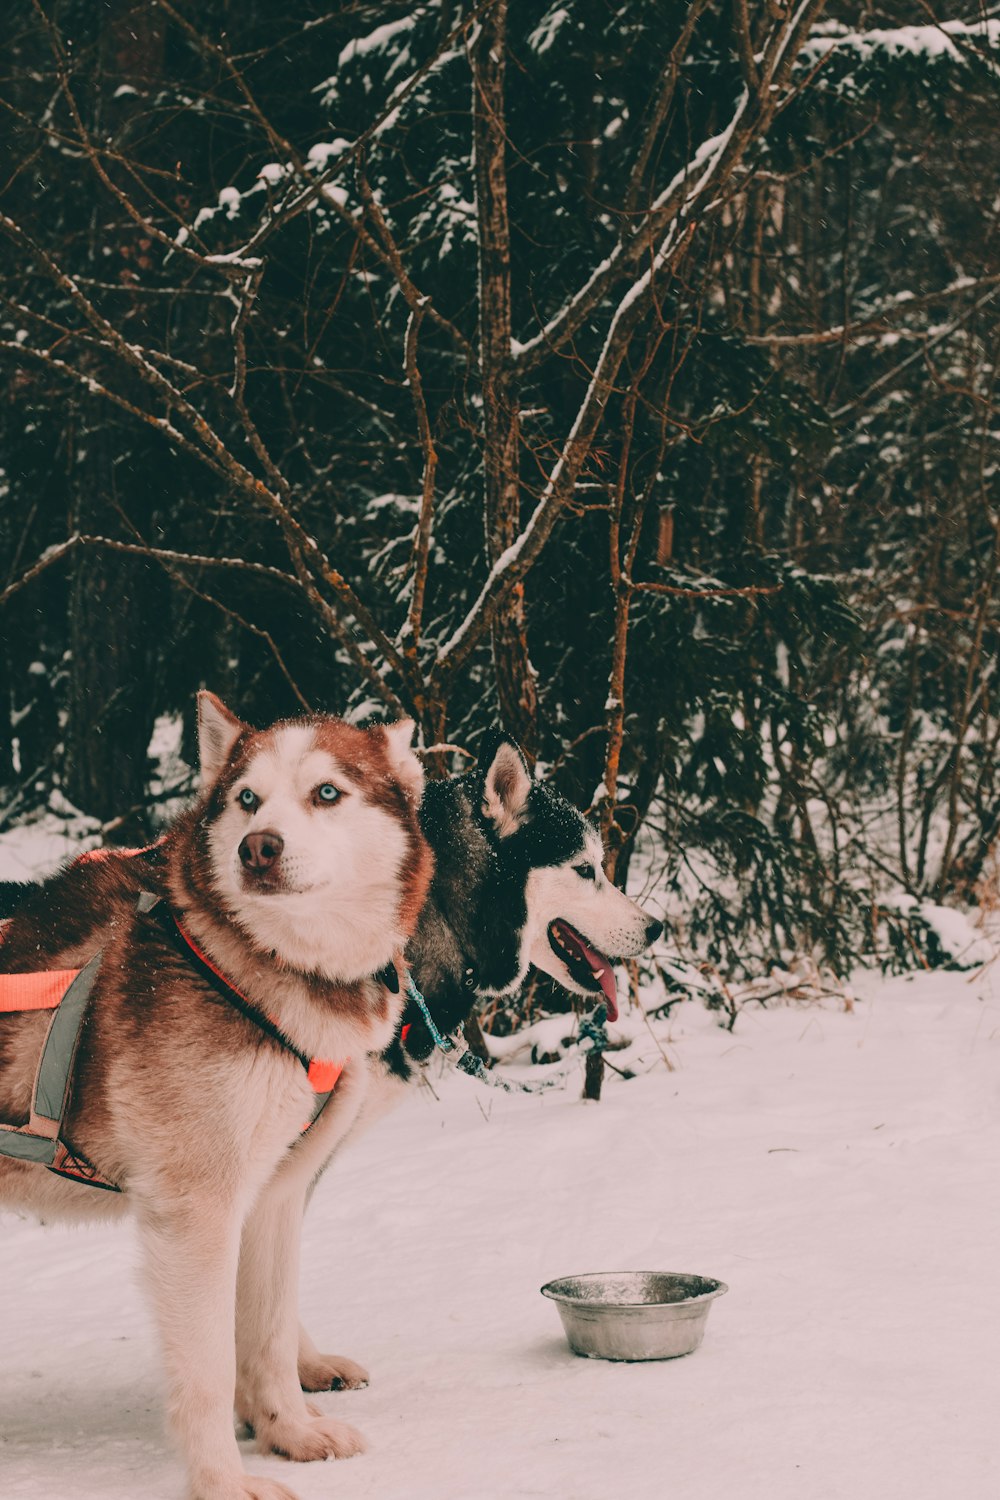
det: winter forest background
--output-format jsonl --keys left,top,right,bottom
{"left": 1, "top": 1, "right": 998, "bottom": 1004}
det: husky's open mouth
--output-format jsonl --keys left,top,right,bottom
{"left": 547, "top": 919, "right": 618, "bottom": 1022}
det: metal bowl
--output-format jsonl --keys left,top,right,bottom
{"left": 540, "top": 1271, "right": 728, "bottom": 1361}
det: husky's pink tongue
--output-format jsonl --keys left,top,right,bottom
{"left": 554, "top": 921, "right": 619, "bottom": 1022}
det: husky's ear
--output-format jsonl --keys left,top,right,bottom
{"left": 196, "top": 691, "right": 246, "bottom": 785}
{"left": 381, "top": 717, "right": 424, "bottom": 798}
{"left": 480, "top": 732, "right": 532, "bottom": 838}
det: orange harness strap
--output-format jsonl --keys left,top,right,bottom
{"left": 0, "top": 969, "right": 82, "bottom": 1013}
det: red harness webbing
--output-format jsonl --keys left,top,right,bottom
{"left": 167, "top": 911, "right": 345, "bottom": 1096}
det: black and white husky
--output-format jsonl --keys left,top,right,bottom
{"left": 385, "top": 731, "right": 662, "bottom": 1077}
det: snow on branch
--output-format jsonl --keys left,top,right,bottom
{"left": 511, "top": 99, "right": 748, "bottom": 370}
{"left": 800, "top": 17, "right": 1000, "bottom": 71}
{"left": 508, "top": 0, "right": 851, "bottom": 374}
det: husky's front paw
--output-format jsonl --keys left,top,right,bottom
{"left": 298, "top": 1350, "right": 370, "bottom": 1391}
{"left": 257, "top": 1409, "right": 367, "bottom": 1463}
{"left": 190, "top": 1473, "right": 301, "bottom": 1500}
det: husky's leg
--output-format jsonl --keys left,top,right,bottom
{"left": 295, "top": 1159, "right": 369, "bottom": 1391}
{"left": 235, "top": 1179, "right": 366, "bottom": 1462}
{"left": 137, "top": 1197, "right": 300, "bottom": 1500}
{"left": 297, "top": 1322, "right": 369, "bottom": 1392}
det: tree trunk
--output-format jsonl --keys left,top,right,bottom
{"left": 64, "top": 532, "right": 158, "bottom": 837}
{"left": 472, "top": 0, "right": 538, "bottom": 761}
{"left": 61, "top": 0, "right": 167, "bottom": 838}
{"left": 583, "top": 1048, "right": 604, "bottom": 1102}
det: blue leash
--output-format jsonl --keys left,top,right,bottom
{"left": 403, "top": 971, "right": 571, "bottom": 1095}
{"left": 404, "top": 971, "right": 456, "bottom": 1053}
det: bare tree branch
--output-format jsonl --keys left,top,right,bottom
{"left": 434, "top": 217, "right": 698, "bottom": 686}
{"left": 402, "top": 304, "right": 438, "bottom": 666}
{"left": 625, "top": 0, "right": 715, "bottom": 215}
{"left": 513, "top": 0, "right": 829, "bottom": 373}
{"left": 356, "top": 165, "right": 473, "bottom": 361}
{"left": 0, "top": 210, "right": 411, "bottom": 707}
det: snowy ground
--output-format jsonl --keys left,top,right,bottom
{"left": 1, "top": 817, "right": 998, "bottom": 1499}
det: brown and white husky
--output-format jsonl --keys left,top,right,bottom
{"left": 0, "top": 692, "right": 432, "bottom": 1500}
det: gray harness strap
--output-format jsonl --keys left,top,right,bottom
{"left": 0, "top": 951, "right": 104, "bottom": 1173}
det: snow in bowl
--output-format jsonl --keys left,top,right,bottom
{"left": 541, "top": 1271, "right": 728, "bottom": 1361}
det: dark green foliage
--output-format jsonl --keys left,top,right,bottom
{"left": 1, "top": 2, "right": 998, "bottom": 978}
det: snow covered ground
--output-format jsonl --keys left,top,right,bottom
{"left": 1, "top": 816, "right": 998, "bottom": 1498}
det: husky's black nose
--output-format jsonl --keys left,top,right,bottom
{"left": 239, "top": 830, "right": 284, "bottom": 872}
{"left": 645, "top": 919, "right": 663, "bottom": 944}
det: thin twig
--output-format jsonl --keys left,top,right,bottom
{"left": 403, "top": 304, "right": 438, "bottom": 660}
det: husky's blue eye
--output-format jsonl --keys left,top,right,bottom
{"left": 574, "top": 863, "right": 596, "bottom": 881}
{"left": 316, "top": 783, "right": 341, "bottom": 805}
{"left": 238, "top": 788, "right": 259, "bottom": 811}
